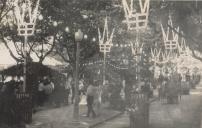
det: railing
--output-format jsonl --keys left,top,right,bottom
{"left": 15, "top": 93, "right": 32, "bottom": 124}
{"left": 0, "top": 92, "right": 32, "bottom": 126}
{"left": 129, "top": 93, "right": 149, "bottom": 128}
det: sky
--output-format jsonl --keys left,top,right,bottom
{"left": 0, "top": 43, "right": 62, "bottom": 66}
{"left": 0, "top": 44, "right": 16, "bottom": 65}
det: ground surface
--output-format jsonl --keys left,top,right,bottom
{"left": 95, "top": 84, "right": 202, "bottom": 128}
{"left": 30, "top": 101, "right": 120, "bottom": 128}
{"left": 150, "top": 87, "right": 202, "bottom": 128}
{"left": 29, "top": 83, "right": 202, "bottom": 128}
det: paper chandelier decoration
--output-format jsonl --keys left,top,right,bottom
{"left": 98, "top": 17, "right": 115, "bottom": 53}
{"left": 151, "top": 48, "right": 161, "bottom": 62}
{"left": 130, "top": 41, "right": 143, "bottom": 56}
{"left": 122, "top": 0, "right": 150, "bottom": 30}
{"left": 151, "top": 48, "right": 176, "bottom": 64}
{"left": 161, "top": 16, "right": 179, "bottom": 50}
{"left": 14, "top": 0, "right": 40, "bottom": 36}
{"left": 178, "top": 35, "right": 189, "bottom": 56}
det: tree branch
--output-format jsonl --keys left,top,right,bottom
{"left": 39, "top": 35, "right": 57, "bottom": 63}
{"left": 192, "top": 50, "right": 202, "bottom": 62}
{"left": 29, "top": 43, "right": 41, "bottom": 59}
{"left": 27, "top": 42, "right": 35, "bottom": 55}
{"left": 168, "top": 24, "right": 202, "bottom": 61}
{"left": 13, "top": 41, "right": 23, "bottom": 56}
{"left": 56, "top": 49, "right": 71, "bottom": 63}
{"left": 1, "top": 37, "right": 22, "bottom": 62}
{"left": 0, "top": 1, "right": 6, "bottom": 20}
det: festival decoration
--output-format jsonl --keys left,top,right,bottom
{"left": 151, "top": 48, "right": 163, "bottom": 78}
{"left": 130, "top": 41, "right": 143, "bottom": 57}
{"left": 178, "top": 34, "right": 189, "bottom": 56}
{"left": 151, "top": 48, "right": 173, "bottom": 65}
{"left": 113, "top": 43, "right": 131, "bottom": 48}
{"left": 98, "top": 17, "right": 115, "bottom": 85}
{"left": 122, "top": 0, "right": 150, "bottom": 30}
{"left": 98, "top": 17, "right": 114, "bottom": 53}
{"left": 150, "top": 47, "right": 180, "bottom": 77}
{"left": 161, "top": 16, "right": 179, "bottom": 51}
{"left": 13, "top": 0, "right": 40, "bottom": 92}
{"left": 14, "top": 0, "right": 40, "bottom": 36}
{"left": 83, "top": 60, "right": 128, "bottom": 70}
{"left": 151, "top": 48, "right": 161, "bottom": 63}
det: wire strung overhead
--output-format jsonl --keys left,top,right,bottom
{"left": 83, "top": 59, "right": 129, "bottom": 70}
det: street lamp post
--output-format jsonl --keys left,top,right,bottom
{"left": 14, "top": 0, "right": 40, "bottom": 92}
{"left": 131, "top": 39, "right": 143, "bottom": 81}
{"left": 73, "top": 29, "right": 83, "bottom": 121}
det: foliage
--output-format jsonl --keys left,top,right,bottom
{"left": 52, "top": 0, "right": 113, "bottom": 68}
{"left": 0, "top": 0, "right": 58, "bottom": 63}
{"left": 1, "top": 0, "right": 202, "bottom": 72}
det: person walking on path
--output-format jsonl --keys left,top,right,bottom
{"left": 71, "top": 80, "right": 75, "bottom": 104}
{"left": 1, "top": 77, "right": 16, "bottom": 125}
{"left": 79, "top": 79, "right": 85, "bottom": 95}
{"left": 94, "top": 81, "right": 101, "bottom": 116}
{"left": 37, "top": 79, "right": 45, "bottom": 107}
{"left": 86, "top": 83, "right": 96, "bottom": 118}
{"left": 64, "top": 76, "right": 71, "bottom": 105}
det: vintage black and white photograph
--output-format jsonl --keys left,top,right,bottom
{"left": 0, "top": 0, "right": 202, "bottom": 128}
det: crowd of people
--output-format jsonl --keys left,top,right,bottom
{"left": 156, "top": 70, "right": 201, "bottom": 104}
{"left": 3, "top": 71, "right": 193, "bottom": 122}
{"left": 35, "top": 75, "right": 102, "bottom": 117}
{"left": 0, "top": 76, "right": 24, "bottom": 125}
{"left": 36, "top": 76, "right": 55, "bottom": 107}
{"left": 0, "top": 70, "right": 157, "bottom": 123}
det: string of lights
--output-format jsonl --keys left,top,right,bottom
{"left": 83, "top": 60, "right": 129, "bottom": 70}
{"left": 113, "top": 43, "right": 131, "bottom": 48}
{"left": 107, "top": 62, "right": 129, "bottom": 70}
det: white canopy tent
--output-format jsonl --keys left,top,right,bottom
{"left": 0, "top": 44, "right": 63, "bottom": 68}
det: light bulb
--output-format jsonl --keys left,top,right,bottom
{"left": 53, "top": 21, "right": 58, "bottom": 27}
{"left": 82, "top": 15, "right": 88, "bottom": 19}
{"left": 65, "top": 27, "right": 70, "bottom": 33}
{"left": 38, "top": 14, "right": 43, "bottom": 20}
{"left": 84, "top": 34, "right": 88, "bottom": 39}
{"left": 92, "top": 38, "right": 96, "bottom": 42}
